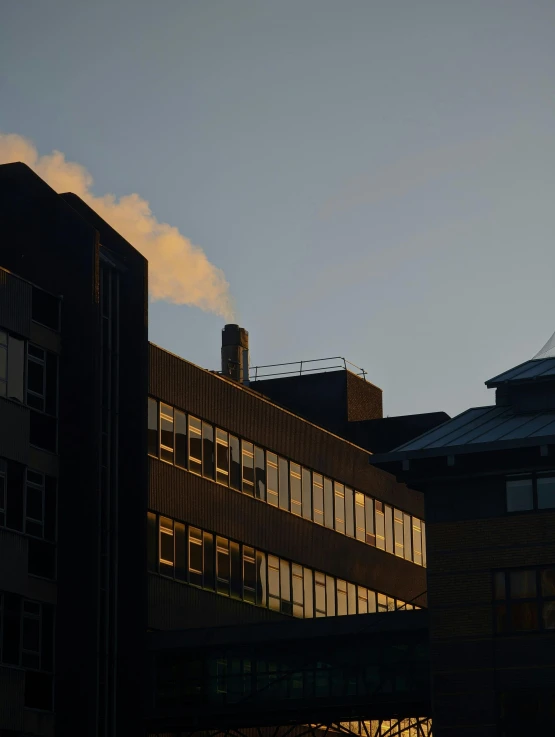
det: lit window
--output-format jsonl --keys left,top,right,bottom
{"left": 159, "top": 404, "right": 174, "bottom": 463}
{"left": 302, "top": 468, "right": 312, "bottom": 520}
{"left": 377, "top": 593, "right": 387, "bottom": 613}
{"left": 384, "top": 505, "right": 394, "bottom": 554}
{"left": 403, "top": 512, "right": 412, "bottom": 562}
{"left": 243, "top": 546, "right": 256, "bottom": 603}
{"left": 290, "top": 463, "right": 302, "bottom": 516}
{"left": 175, "top": 410, "right": 187, "bottom": 468}
{"left": 375, "top": 501, "right": 385, "bottom": 550}
{"left": 189, "top": 527, "right": 203, "bottom": 586}
{"left": 494, "top": 568, "right": 555, "bottom": 633}
{"left": 337, "top": 580, "right": 347, "bottom": 616}
{"left": 268, "top": 555, "right": 280, "bottom": 611}
{"left": 266, "top": 453, "right": 279, "bottom": 507}
{"left": 357, "top": 587, "right": 368, "bottom": 614}
{"left": 324, "top": 478, "right": 334, "bottom": 529}
{"left": 188, "top": 417, "right": 202, "bottom": 475}
{"left": 280, "top": 559, "right": 292, "bottom": 615}
{"left": 292, "top": 563, "right": 304, "bottom": 618}
{"left": 216, "top": 537, "right": 230, "bottom": 595}
{"left": 326, "top": 575, "right": 336, "bottom": 617}
{"left": 242, "top": 441, "right": 254, "bottom": 496}
{"left": 202, "top": 422, "right": 214, "bottom": 479}
{"left": 229, "top": 435, "right": 241, "bottom": 490}
{"left": 394, "top": 508, "right": 404, "bottom": 558}
{"left": 345, "top": 487, "right": 354, "bottom": 537}
{"left": 313, "top": 474, "right": 324, "bottom": 525}
{"left": 254, "top": 447, "right": 265, "bottom": 500}
{"left": 355, "top": 492, "right": 365, "bottom": 542}
{"left": 334, "top": 483, "right": 345, "bottom": 534}
{"left": 278, "top": 457, "right": 289, "bottom": 511}
{"left": 368, "top": 590, "right": 376, "bottom": 613}
{"left": 303, "top": 568, "right": 314, "bottom": 618}
{"left": 365, "top": 496, "right": 375, "bottom": 546}
{"left": 159, "top": 517, "right": 174, "bottom": 573}
{"left": 412, "top": 518, "right": 422, "bottom": 566}
{"left": 348, "top": 582, "right": 357, "bottom": 615}
{"left": 314, "top": 571, "right": 326, "bottom": 617}
{"left": 216, "top": 429, "right": 229, "bottom": 485}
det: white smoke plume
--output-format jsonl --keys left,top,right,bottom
{"left": 0, "top": 132, "right": 234, "bottom": 319}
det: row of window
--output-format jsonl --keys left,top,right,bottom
{"left": 494, "top": 567, "right": 555, "bottom": 633}
{"left": 506, "top": 474, "right": 555, "bottom": 513}
{"left": 0, "top": 459, "right": 57, "bottom": 580}
{"left": 148, "top": 399, "right": 427, "bottom": 567}
{"left": 148, "top": 512, "right": 419, "bottom": 619}
{"left": 0, "top": 329, "right": 58, "bottom": 453}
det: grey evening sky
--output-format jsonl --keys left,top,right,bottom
{"left": 2, "top": 1, "right": 555, "bottom": 419}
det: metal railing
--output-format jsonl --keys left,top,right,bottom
{"left": 249, "top": 357, "right": 367, "bottom": 382}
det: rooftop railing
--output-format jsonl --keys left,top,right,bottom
{"left": 249, "top": 357, "right": 367, "bottom": 382}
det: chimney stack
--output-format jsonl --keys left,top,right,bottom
{"left": 221, "top": 324, "right": 249, "bottom": 384}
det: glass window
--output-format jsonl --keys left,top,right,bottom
{"left": 337, "top": 579, "right": 347, "bottom": 616}
{"left": 355, "top": 492, "right": 365, "bottom": 542}
{"left": 542, "top": 601, "right": 555, "bottom": 629}
{"left": 266, "top": 453, "right": 279, "bottom": 507}
{"left": 229, "top": 435, "right": 241, "bottom": 490}
{"left": 202, "top": 422, "right": 214, "bottom": 479}
{"left": 290, "top": 463, "right": 302, "bottom": 516}
{"left": 313, "top": 474, "right": 324, "bottom": 525}
{"left": 175, "top": 410, "right": 187, "bottom": 468}
{"left": 377, "top": 593, "right": 387, "bottom": 613}
{"left": 254, "top": 447, "right": 265, "bottom": 500}
{"left": 302, "top": 468, "right": 312, "bottom": 520}
{"left": 216, "top": 429, "right": 229, "bottom": 484}
{"left": 22, "top": 601, "right": 41, "bottom": 669}
{"left": 384, "top": 505, "right": 394, "bottom": 554}
{"left": 375, "top": 501, "right": 385, "bottom": 550}
{"left": 242, "top": 441, "right": 255, "bottom": 496}
{"left": 537, "top": 476, "right": 555, "bottom": 509}
{"left": 334, "top": 483, "right": 345, "bottom": 534}
{"left": 357, "top": 587, "right": 368, "bottom": 614}
{"left": 188, "top": 417, "right": 202, "bottom": 475}
{"left": 268, "top": 555, "right": 280, "bottom": 611}
{"left": 230, "top": 541, "right": 242, "bottom": 599}
{"left": 292, "top": 563, "right": 304, "bottom": 618}
{"left": 256, "top": 551, "right": 266, "bottom": 606}
{"left": 216, "top": 537, "right": 230, "bottom": 594}
{"left": 422, "top": 520, "right": 427, "bottom": 567}
{"left": 506, "top": 478, "right": 533, "bottom": 512}
{"left": 159, "top": 404, "right": 174, "bottom": 463}
{"left": 203, "top": 531, "right": 215, "bottom": 590}
{"left": 32, "top": 286, "right": 60, "bottom": 330}
{"left": 175, "top": 522, "right": 186, "bottom": 581}
{"left": 412, "top": 518, "right": 422, "bottom": 566}
{"left": 7, "top": 336, "right": 25, "bottom": 403}
{"left": 368, "top": 590, "right": 377, "bottom": 613}
{"left": 147, "top": 511, "right": 157, "bottom": 572}
{"left": 365, "top": 496, "right": 375, "bottom": 546}
{"left": 324, "top": 478, "right": 334, "bottom": 529}
{"left": 27, "top": 345, "right": 45, "bottom": 411}
{"left": 278, "top": 457, "right": 289, "bottom": 511}
{"left": 494, "top": 571, "right": 506, "bottom": 600}
{"left": 394, "top": 508, "right": 404, "bottom": 558}
{"left": 511, "top": 601, "right": 538, "bottom": 631}
{"left": 189, "top": 527, "right": 203, "bottom": 586}
{"left": 348, "top": 582, "right": 357, "bottom": 615}
{"left": 315, "top": 572, "right": 326, "bottom": 616}
{"left": 280, "top": 559, "right": 292, "bottom": 615}
{"left": 0, "top": 331, "right": 6, "bottom": 396}
{"left": 25, "top": 470, "right": 44, "bottom": 538}
{"left": 243, "top": 547, "right": 257, "bottom": 603}
{"left": 304, "top": 568, "right": 314, "bottom": 619}
{"left": 510, "top": 570, "right": 537, "bottom": 598}
{"left": 541, "top": 568, "right": 555, "bottom": 596}
{"left": 159, "top": 517, "right": 174, "bottom": 574}
{"left": 326, "top": 576, "right": 336, "bottom": 617}
{"left": 345, "top": 487, "right": 354, "bottom": 538}
{"left": 404, "top": 513, "right": 412, "bottom": 562}
{"left": 147, "top": 398, "right": 158, "bottom": 457}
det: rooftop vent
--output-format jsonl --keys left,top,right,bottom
{"left": 221, "top": 324, "right": 249, "bottom": 384}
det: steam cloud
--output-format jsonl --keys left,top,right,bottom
{"left": 0, "top": 132, "right": 234, "bottom": 319}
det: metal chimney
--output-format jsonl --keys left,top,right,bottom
{"left": 221, "top": 324, "right": 249, "bottom": 384}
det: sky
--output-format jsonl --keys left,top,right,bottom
{"left": 2, "top": 0, "right": 555, "bottom": 418}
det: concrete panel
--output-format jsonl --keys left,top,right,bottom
{"left": 0, "top": 268, "right": 32, "bottom": 338}
{"left": 0, "top": 397, "right": 29, "bottom": 464}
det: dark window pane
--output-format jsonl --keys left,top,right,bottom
{"left": 244, "top": 547, "right": 257, "bottom": 603}
{"left": 26, "top": 483, "right": 43, "bottom": 522}
{"left": 3, "top": 593, "right": 21, "bottom": 664}
{"left": 302, "top": 468, "right": 312, "bottom": 520}
{"left": 256, "top": 551, "right": 267, "bottom": 607}
{"left": 203, "top": 532, "right": 214, "bottom": 590}
{"left": 542, "top": 569, "right": 555, "bottom": 596}
{"left": 44, "top": 475, "right": 56, "bottom": 542}
{"left": 175, "top": 410, "right": 187, "bottom": 468}
{"left": 216, "top": 429, "right": 229, "bottom": 485}
{"left": 242, "top": 441, "right": 254, "bottom": 496}
{"left": 511, "top": 601, "right": 538, "bottom": 631}
{"left": 6, "top": 460, "right": 24, "bottom": 532}
{"left": 278, "top": 457, "right": 289, "bottom": 511}
{"left": 280, "top": 559, "right": 292, "bottom": 615}
{"left": 27, "top": 359, "right": 44, "bottom": 397}
{"left": 45, "top": 353, "right": 58, "bottom": 416}
{"left": 7, "top": 336, "right": 24, "bottom": 403}
{"left": 160, "top": 404, "right": 174, "bottom": 463}
{"left": 494, "top": 571, "right": 506, "bottom": 600}
{"left": 148, "top": 398, "right": 159, "bottom": 457}
{"left": 147, "top": 512, "right": 158, "bottom": 572}
{"left": 25, "top": 671, "right": 53, "bottom": 711}
{"left": 543, "top": 601, "right": 555, "bottom": 630}
{"left": 537, "top": 477, "right": 555, "bottom": 509}
{"left": 229, "top": 436, "right": 241, "bottom": 490}
{"left": 189, "top": 417, "right": 202, "bottom": 475}
{"left": 345, "top": 487, "right": 354, "bottom": 537}
{"left": 230, "top": 541, "right": 242, "bottom": 599}
{"left": 217, "top": 536, "right": 230, "bottom": 593}
{"left": 510, "top": 570, "right": 537, "bottom": 598}
{"left": 32, "top": 287, "right": 60, "bottom": 331}
{"left": 290, "top": 463, "right": 302, "bottom": 516}
{"left": 507, "top": 478, "right": 533, "bottom": 512}
{"left": 28, "top": 539, "right": 55, "bottom": 579}
{"left": 267, "top": 453, "right": 278, "bottom": 507}
{"left": 324, "top": 478, "right": 334, "bottom": 529}
{"left": 202, "top": 422, "right": 214, "bottom": 479}
{"left": 23, "top": 616, "right": 40, "bottom": 652}
{"left": 41, "top": 604, "right": 54, "bottom": 672}
{"left": 30, "top": 411, "right": 57, "bottom": 453}
{"left": 175, "top": 522, "right": 187, "bottom": 581}
{"left": 254, "top": 446, "right": 265, "bottom": 500}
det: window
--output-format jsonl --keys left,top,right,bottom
{"left": 230, "top": 541, "right": 241, "bottom": 599}
{"left": 147, "top": 511, "right": 157, "bottom": 571}
{"left": 334, "top": 483, "right": 345, "bottom": 534}
{"left": 266, "top": 453, "right": 279, "bottom": 507}
{"left": 507, "top": 474, "right": 555, "bottom": 513}
{"left": 292, "top": 563, "right": 304, "bottom": 618}
{"left": 358, "top": 587, "right": 368, "bottom": 614}
{"left": 290, "top": 463, "right": 302, "bottom": 516}
{"left": 229, "top": 435, "right": 241, "bottom": 490}
{"left": 175, "top": 522, "right": 187, "bottom": 581}
{"left": 280, "top": 559, "right": 292, "bottom": 615}
{"left": 22, "top": 601, "right": 41, "bottom": 669}
{"left": 0, "top": 331, "right": 6, "bottom": 397}
{"left": 348, "top": 582, "right": 357, "bottom": 615}
{"left": 243, "top": 546, "right": 257, "bottom": 603}
{"left": 345, "top": 487, "right": 354, "bottom": 538}
{"left": 0, "top": 332, "right": 24, "bottom": 402}
{"left": 216, "top": 537, "right": 230, "bottom": 594}
{"left": 203, "top": 531, "right": 214, "bottom": 590}
{"left": 303, "top": 568, "right": 313, "bottom": 618}
{"left": 148, "top": 398, "right": 158, "bottom": 457}
{"left": 365, "top": 496, "right": 376, "bottom": 546}
{"left": 175, "top": 410, "right": 187, "bottom": 468}
{"left": 25, "top": 470, "right": 44, "bottom": 538}
{"left": 394, "top": 508, "right": 404, "bottom": 558}
{"left": 32, "top": 286, "right": 60, "bottom": 331}
{"left": 355, "top": 492, "right": 365, "bottom": 542}
{"left": 241, "top": 441, "right": 254, "bottom": 496}
{"left": 314, "top": 572, "right": 326, "bottom": 617}
{"left": 27, "top": 345, "right": 57, "bottom": 414}
{"left": 412, "top": 518, "right": 422, "bottom": 566}
{"left": 302, "top": 467, "right": 312, "bottom": 520}
{"left": 326, "top": 576, "right": 336, "bottom": 617}
{"left": 377, "top": 593, "right": 387, "bottom": 613}
{"left": 159, "top": 404, "right": 174, "bottom": 463}
{"left": 278, "top": 457, "right": 289, "bottom": 511}
{"left": 189, "top": 527, "right": 203, "bottom": 586}
{"left": 188, "top": 417, "right": 202, "bottom": 475}
{"left": 0, "top": 460, "right": 6, "bottom": 527}
{"left": 324, "top": 478, "right": 334, "bottom": 529}
{"left": 384, "top": 504, "right": 394, "bottom": 554}
{"left": 202, "top": 422, "right": 214, "bottom": 479}
{"left": 256, "top": 551, "right": 267, "bottom": 606}
{"left": 421, "top": 521, "right": 427, "bottom": 567}
{"left": 337, "top": 580, "right": 347, "bottom": 616}
{"left": 159, "top": 517, "right": 174, "bottom": 575}
{"left": 313, "top": 474, "right": 324, "bottom": 525}
{"left": 403, "top": 512, "right": 413, "bottom": 562}
{"left": 254, "top": 447, "right": 265, "bottom": 500}
{"left": 268, "top": 555, "right": 280, "bottom": 611}
{"left": 375, "top": 501, "right": 385, "bottom": 550}
{"left": 216, "top": 429, "right": 229, "bottom": 485}
{"left": 494, "top": 567, "right": 555, "bottom": 633}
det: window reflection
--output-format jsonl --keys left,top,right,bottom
{"left": 290, "top": 463, "right": 302, "bottom": 516}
